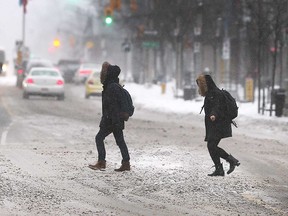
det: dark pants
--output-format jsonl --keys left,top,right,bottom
{"left": 95, "top": 127, "right": 130, "bottom": 162}
{"left": 207, "top": 139, "right": 229, "bottom": 165}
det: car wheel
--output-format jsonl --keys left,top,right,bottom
{"left": 57, "top": 94, "right": 65, "bottom": 101}
{"left": 85, "top": 93, "right": 90, "bottom": 99}
{"left": 23, "top": 92, "right": 29, "bottom": 99}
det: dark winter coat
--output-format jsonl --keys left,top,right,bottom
{"left": 99, "top": 65, "right": 124, "bottom": 130}
{"left": 197, "top": 74, "right": 232, "bottom": 141}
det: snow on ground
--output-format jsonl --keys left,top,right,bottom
{"left": 0, "top": 75, "right": 17, "bottom": 87}
{"left": 122, "top": 81, "right": 288, "bottom": 144}
{"left": 1, "top": 75, "right": 287, "bottom": 215}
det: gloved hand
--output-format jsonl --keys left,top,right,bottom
{"left": 210, "top": 115, "right": 216, "bottom": 122}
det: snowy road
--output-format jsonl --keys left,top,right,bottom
{"left": 0, "top": 84, "right": 287, "bottom": 216}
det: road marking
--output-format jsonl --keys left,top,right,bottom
{"left": 1, "top": 122, "right": 13, "bottom": 146}
{"left": 1, "top": 97, "right": 14, "bottom": 117}
{"left": 0, "top": 96, "right": 14, "bottom": 146}
{"left": 1, "top": 129, "right": 8, "bottom": 145}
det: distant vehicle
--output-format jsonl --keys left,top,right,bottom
{"left": 0, "top": 48, "right": 7, "bottom": 76}
{"left": 73, "top": 63, "right": 101, "bottom": 84}
{"left": 57, "top": 59, "right": 80, "bottom": 83}
{"left": 24, "top": 58, "right": 54, "bottom": 77}
{"left": 85, "top": 69, "right": 102, "bottom": 98}
{"left": 0, "top": 61, "right": 8, "bottom": 76}
{"left": 22, "top": 67, "right": 65, "bottom": 100}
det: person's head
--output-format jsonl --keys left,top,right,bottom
{"left": 100, "top": 61, "right": 110, "bottom": 84}
{"left": 196, "top": 74, "right": 208, "bottom": 97}
{"left": 100, "top": 61, "right": 121, "bottom": 84}
{"left": 196, "top": 74, "right": 217, "bottom": 97}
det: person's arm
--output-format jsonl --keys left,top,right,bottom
{"left": 208, "top": 91, "right": 222, "bottom": 121}
{"left": 107, "top": 84, "right": 121, "bottom": 128}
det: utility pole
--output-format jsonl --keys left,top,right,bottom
{"left": 22, "top": 8, "right": 26, "bottom": 45}
{"left": 194, "top": 1, "right": 202, "bottom": 80}
{"left": 223, "top": 0, "right": 231, "bottom": 89}
{"left": 20, "top": 0, "right": 28, "bottom": 46}
{"left": 175, "top": 17, "right": 180, "bottom": 93}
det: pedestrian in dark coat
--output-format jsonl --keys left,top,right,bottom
{"left": 88, "top": 62, "right": 131, "bottom": 172}
{"left": 196, "top": 74, "right": 240, "bottom": 176}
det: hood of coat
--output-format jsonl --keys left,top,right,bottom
{"left": 100, "top": 62, "right": 121, "bottom": 85}
{"left": 196, "top": 74, "right": 217, "bottom": 97}
{"left": 100, "top": 61, "right": 110, "bottom": 84}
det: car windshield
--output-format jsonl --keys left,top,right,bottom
{"left": 31, "top": 70, "right": 60, "bottom": 77}
{"left": 26, "top": 59, "right": 53, "bottom": 69}
{"left": 93, "top": 72, "right": 100, "bottom": 78}
{"left": 81, "top": 63, "right": 100, "bottom": 69}
{"left": 60, "top": 64, "right": 79, "bottom": 70}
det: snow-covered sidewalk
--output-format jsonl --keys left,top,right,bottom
{"left": 124, "top": 81, "right": 288, "bottom": 121}
{"left": 124, "top": 81, "right": 288, "bottom": 144}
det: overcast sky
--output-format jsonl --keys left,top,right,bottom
{"left": 0, "top": 0, "right": 22, "bottom": 60}
{"left": 0, "top": 0, "right": 65, "bottom": 63}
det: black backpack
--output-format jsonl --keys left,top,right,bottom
{"left": 221, "top": 89, "right": 238, "bottom": 127}
{"left": 117, "top": 84, "right": 134, "bottom": 121}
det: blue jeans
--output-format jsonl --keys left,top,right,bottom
{"left": 95, "top": 127, "right": 130, "bottom": 162}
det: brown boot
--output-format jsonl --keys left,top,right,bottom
{"left": 114, "top": 161, "right": 130, "bottom": 172}
{"left": 88, "top": 160, "right": 106, "bottom": 170}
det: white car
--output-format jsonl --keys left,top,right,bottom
{"left": 73, "top": 63, "right": 101, "bottom": 84}
{"left": 22, "top": 67, "right": 65, "bottom": 100}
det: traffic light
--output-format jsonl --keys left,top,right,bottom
{"left": 17, "top": 50, "right": 23, "bottom": 65}
{"left": 110, "top": 0, "right": 121, "bottom": 10}
{"left": 53, "top": 38, "right": 61, "bottom": 48}
{"left": 105, "top": 16, "right": 113, "bottom": 25}
{"left": 19, "top": 0, "right": 28, "bottom": 14}
{"left": 104, "top": 6, "right": 113, "bottom": 25}
{"left": 130, "top": 0, "right": 138, "bottom": 12}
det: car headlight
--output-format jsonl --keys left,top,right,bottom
{"left": 2, "top": 64, "right": 7, "bottom": 72}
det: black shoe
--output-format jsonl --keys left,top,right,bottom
{"left": 208, "top": 163, "right": 225, "bottom": 176}
{"left": 226, "top": 154, "right": 240, "bottom": 174}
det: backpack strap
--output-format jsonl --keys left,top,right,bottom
{"left": 116, "top": 83, "right": 124, "bottom": 88}
{"left": 232, "top": 120, "right": 238, "bottom": 128}
{"left": 200, "top": 104, "right": 204, "bottom": 114}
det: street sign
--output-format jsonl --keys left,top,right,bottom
{"left": 222, "top": 38, "right": 230, "bottom": 60}
{"left": 142, "top": 41, "right": 159, "bottom": 48}
{"left": 144, "top": 30, "right": 158, "bottom": 36}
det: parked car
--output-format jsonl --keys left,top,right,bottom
{"left": 73, "top": 63, "right": 101, "bottom": 84}
{"left": 0, "top": 48, "right": 7, "bottom": 76}
{"left": 85, "top": 70, "right": 102, "bottom": 98}
{"left": 57, "top": 59, "right": 80, "bottom": 83}
{"left": 22, "top": 67, "right": 65, "bottom": 100}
